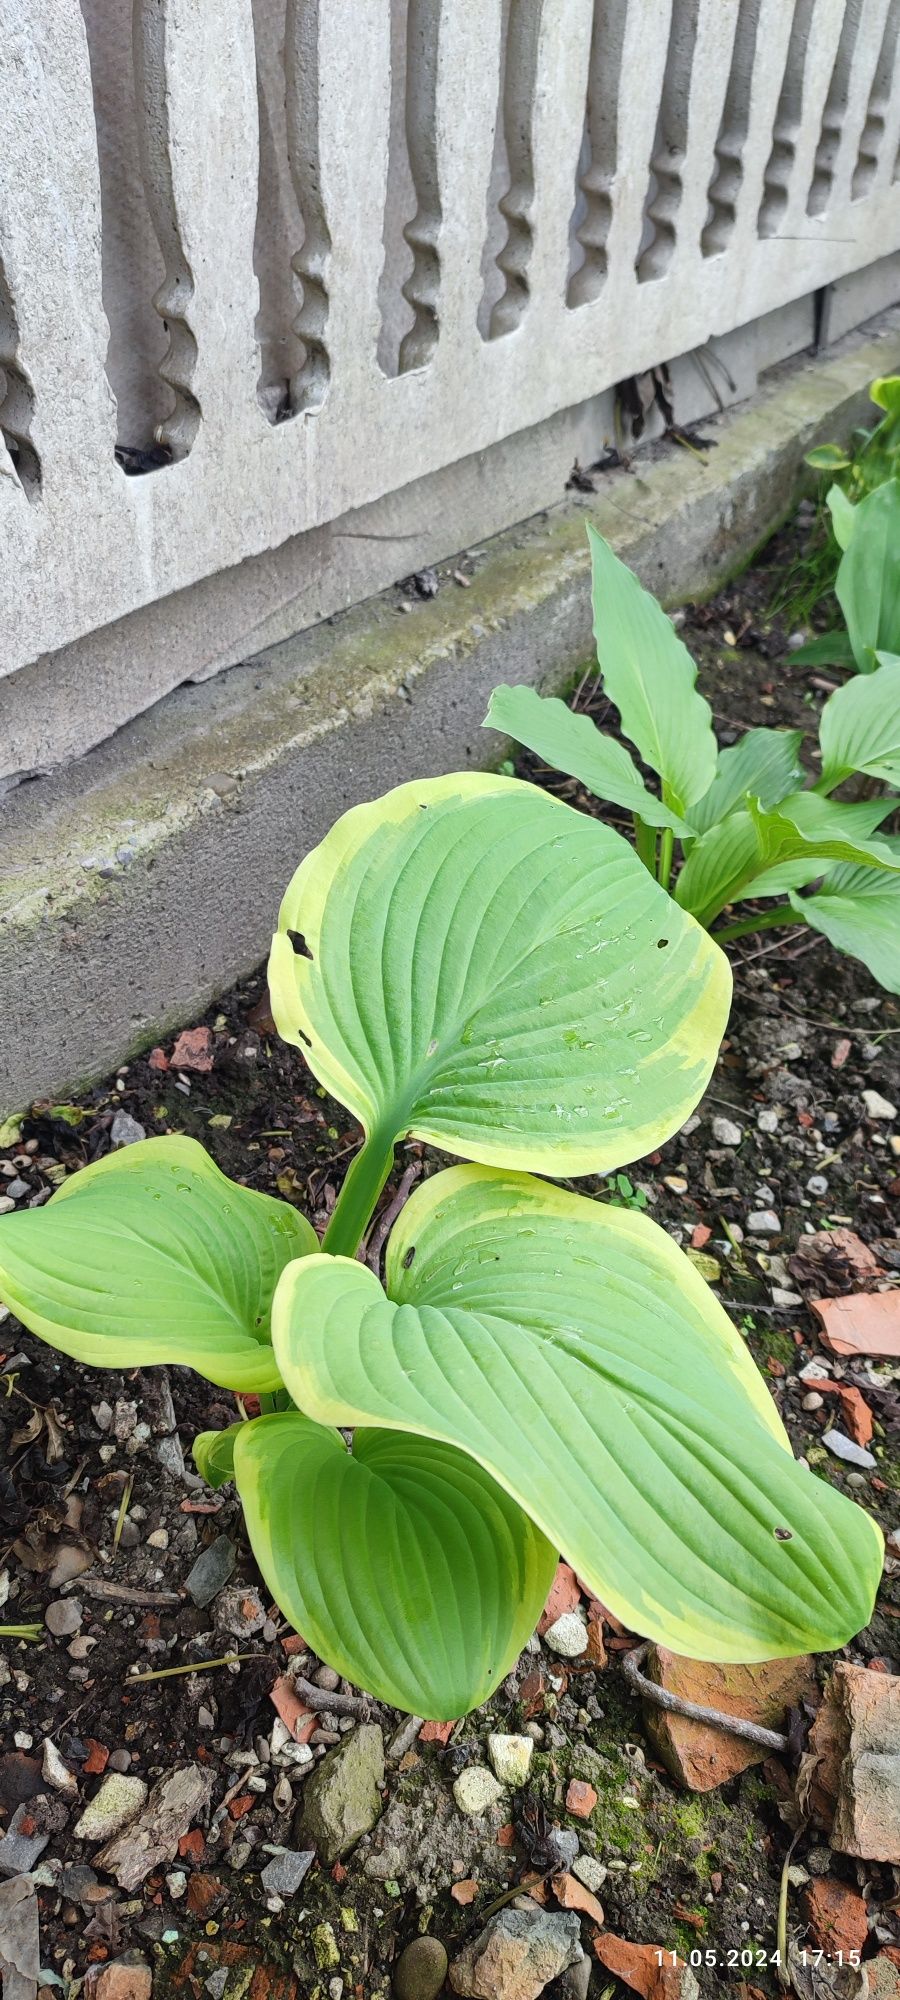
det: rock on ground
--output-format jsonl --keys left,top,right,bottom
{"left": 487, "top": 1733, "right": 533, "bottom": 1787}
{"left": 95, "top": 1764, "right": 214, "bottom": 1890}
{"left": 74, "top": 1774, "right": 148, "bottom": 1844}
{"left": 84, "top": 1957, "right": 152, "bottom": 2000}
{"left": 642, "top": 1648, "right": 817, "bottom": 1790}
{"left": 0, "top": 1875, "right": 39, "bottom": 2000}
{"left": 449, "top": 1905, "right": 582, "bottom": 2000}
{"left": 802, "top": 1662, "right": 900, "bottom": 1862}
{"left": 392, "top": 1935, "right": 449, "bottom": 2000}
{"left": 365, "top": 1765, "right": 508, "bottom": 1903}
{"left": 592, "top": 1933, "right": 700, "bottom": 2000}
{"left": 453, "top": 1766, "right": 503, "bottom": 1817}
{"left": 801, "top": 1877, "right": 869, "bottom": 1956}
{"left": 298, "top": 1724, "right": 384, "bottom": 1865}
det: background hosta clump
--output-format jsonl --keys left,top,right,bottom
{"left": 486, "top": 525, "right": 900, "bottom": 991}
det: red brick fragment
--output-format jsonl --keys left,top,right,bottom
{"left": 419, "top": 1719, "right": 455, "bottom": 1745}
{"left": 171, "top": 1027, "right": 215, "bottom": 1073}
{"left": 538, "top": 1560, "right": 581, "bottom": 1636}
{"left": 801, "top": 1877, "right": 868, "bottom": 1956}
{"left": 565, "top": 1779, "right": 597, "bottom": 1819}
{"left": 83, "top": 1739, "right": 109, "bottom": 1776}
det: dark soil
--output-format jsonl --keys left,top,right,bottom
{"left": 2, "top": 509, "right": 899, "bottom": 2000}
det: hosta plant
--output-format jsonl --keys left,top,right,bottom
{"left": 486, "top": 527, "right": 900, "bottom": 992}
{"left": 0, "top": 774, "right": 882, "bottom": 1717}
{"left": 792, "top": 466, "right": 900, "bottom": 673}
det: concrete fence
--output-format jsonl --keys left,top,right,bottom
{"left": 3, "top": 0, "right": 900, "bottom": 782}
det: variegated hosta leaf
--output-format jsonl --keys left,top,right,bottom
{"left": 196, "top": 1412, "right": 556, "bottom": 1718}
{"left": 0, "top": 1137, "right": 312, "bottom": 1392}
{"left": 272, "top": 1166, "right": 882, "bottom": 1662}
{"left": 269, "top": 774, "right": 730, "bottom": 1176}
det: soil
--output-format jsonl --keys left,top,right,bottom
{"left": 2, "top": 505, "right": 899, "bottom": 2000}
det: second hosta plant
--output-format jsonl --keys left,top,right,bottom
{"left": 487, "top": 525, "right": 900, "bottom": 990}
{"left": 0, "top": 775, "right": 882, "bottom": 1716}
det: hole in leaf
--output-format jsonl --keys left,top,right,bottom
{"left": 403, "top": 1246, "right": 416, "bottom": 1268}
{"left": 656, "top": 938, "right": 669, "bottom": 949}
{"left": 773, "top": 1526, "right": 793, "bottom": 1541}
{"left": 287, "top": 930, "right": 313, "bottom": 959}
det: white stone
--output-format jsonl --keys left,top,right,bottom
{"left": 487, "top": 1733, "right": 533, "bottom": 1788}
{"left": 772, "top": 1288, "right": 803, "bottom": 1308}
{"left": 712, "top": 1117, "right": 742, "bottom": 1147}
{"left": 73, "top": 1772, "right": 148, "bottom": 1842}
{"left": 543, "top": 1613, "right": 588, "bottom": 1658}
{"left": 453, "top": 1765, "right": 503, "bottom": 1817}
{"left": 823, "top": 1429, "right": 876, "bottom": 1469}
{"left": 42, "top": 1738, "right": 77, "bottom": 1797}
{"left": 863, "top": 1089, "right": 897, "bottom": 1121}
{"left": 573, "top": 1854, "right": 608, "bottom": 1893}
{"left": 746, "top": 1210, "right": 781, "bottom": 1235}
{"left": 757, "top": 1110, "right": 779, "bottom": 1133}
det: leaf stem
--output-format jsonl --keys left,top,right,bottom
{"left": 322, "top": 1125, "right": 397, "bottom": 1259}
{"left": 633, "top": 815, "right": 657, "bottom": 874}
{"left": 712, "top": 904, "right": 800, "bottom": 945}
{"left": 657, "top": 827, "right": 675, "bottom": 891}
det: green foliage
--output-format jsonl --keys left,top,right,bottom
{"left": 0, "top": 686, "right": 884, "bottom": 1715}
{"left": 789, "top": 378, "right": 900, "bottom": 664}
{"left": 485, "top": 527, "right": 900, "bottom": 990}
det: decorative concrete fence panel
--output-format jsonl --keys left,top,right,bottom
{"left": 2, "top": 0, "right": 900, "bottom": 684}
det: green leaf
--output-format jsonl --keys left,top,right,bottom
{"left": 836, "top": 478, "right": 900, "bottom": 670}
{"left": 588, "top": 526, "right": 717, "bottom": 813}
{"left": 819, "top": 656, "right": 900, "bottom": 788}
{"left": 193, "top": 1426, "right": 239, "bottom": 1487}
{"left": 870, "top": 376, "right": 900, "bottom": 415}
{"left": 0, "top": 1136, "right": 314, "bottom": 1392}
{"left": 787, "top": 630, "right": 856, "bottom": 669}
{"left": 483, "top": 685, "right": 693, "bottom": 834}
{"left": 826, "top": 483, "right": 856, "bottom": 552}
{"left": 675, "top": 791, "right": 900, "bottom": 927}
{"left": 805, "top": 444, "right": 851, "bottom": 472}
{"left": 269, "top": 774, "right": 731, "bottom": 1178}
{"left": 228, "top": 1411, "right": 556, "bottom": 1717}
{"left": 272, "top": 1166, "right": 881, "bottom": 1661}
{"left": 689, "top": 729, "right": 803, "bottom": 834}
{"left": 790, "top": 865, "right": 900, "bottom": 992}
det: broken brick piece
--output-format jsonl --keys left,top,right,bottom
{"left": 812, "top": 1291, "right": 900, "bottom": 1361}
{"left": 419, "top": 1719, "right": 455, "bottom": 1745}
{"left": 170, "top": 1027, "right": 215, "bottom": 1074}
{"left": 815, "top": 1381, "right": 874, "bottom": 1446}
{"left": 592, "top": 1930, "right": 697, "bottom": 2000}
{"left": 801, "top": 1877, "right": 868, "bottom": 1957}
{"left": 451, "top": 1879, "right": 479, "bottom": 1905}
{"left": 83, "top": 1740, "right": 110, "bottom": 1777}
{"left": 269, "top": 1675, "right": 317, "bottom": 1744}
{"left": 565, "top": 1779, "right": 598, "bottom": 1819}
{"left": 642, "top": 1649, "right": 817, "bottom": 1792}
{"left": 552, "top": 1870, "right": 604, "bottom": 1925}
{"left": 538, "top": 1561, "right": 581, "bottom": 1636}
{"left": 802, "top": 1661, "right": 900, "bottom": 1862}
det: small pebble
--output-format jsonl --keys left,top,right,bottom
{"left": 806, "top": 1175, "right": 829, "bottom": 1197}
{"left": 802, "top": 1392, "right": 824, "bottom": 1412}
{"left": 453, "top": 1766, "right": 503, "bottom": 1816}
{"left": 772, "top": 1288, "right": 803, "bottom": 1308}
{"left": 543, "top": 1612, "right": 588, "bottom": 1658}
{"left": 110, "top": 1110, "right": 147, "bottom": 1148}
{"left": 45, "top": 1599, "right": 82, "bottom": 1638}
{"left": 42, "top": 1739, "right": 77, "bottom": 1797}
{"left": 573, "top": 1854, "right": 607, "bottom": 1893}
{"left": 487, "top": 1733, "right": 533, "bottom": 1788}
{"left": 392, "top": 1936, "right": 449, "bottom": 2000}
{"left": 663, "top": 1176, "right": 688, "bottom": 1195}
{"left": 822, "top": 1428, "right": 876, "bottom": 1469}
{"left": 863, "top": 1089, "right": 897, "bottom": 1121}
{"left": 757, "top": 1110, "right": 779, "bottom": 1134}
{"left": 712, "top": 1117, "right": 742, "bottom": 1147}
{"left": 746, "top": 1210, "right": 781, "bottom": 1235}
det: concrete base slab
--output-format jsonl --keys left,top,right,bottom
{"left": 2, "top": 312, "right": 900, "bottom": 1115}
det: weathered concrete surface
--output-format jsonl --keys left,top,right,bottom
{"left": 2, "top": 319, "right": 900, "bottom": 1115}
